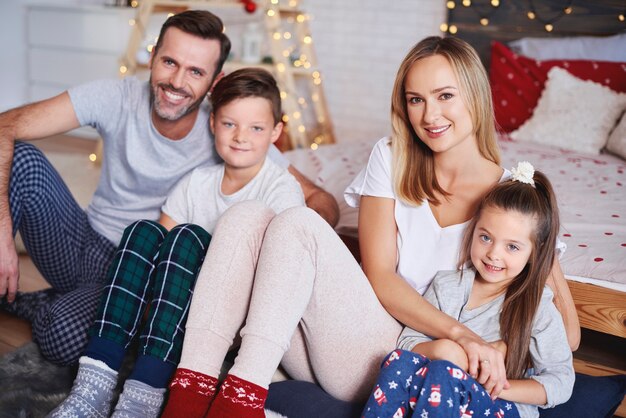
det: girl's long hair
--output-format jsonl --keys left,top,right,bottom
{"left": 458, "top": 170, "right": 560, "bottom": 379}
{"left": 390, "top": 36, "right": 499, "bottom": 206}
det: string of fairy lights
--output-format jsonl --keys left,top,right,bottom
{"left": 442, "top": 0, "right": 626, "bottom": 34}
{"left": 115, "top": 0, "right": 329, "bottom": 150}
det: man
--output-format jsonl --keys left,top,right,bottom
{"left": 0, "top": 10, "right": 339, "bottom": 366}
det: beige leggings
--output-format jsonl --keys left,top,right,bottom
{"left": 178, "top": 201, "right": 402, "bottom": 402}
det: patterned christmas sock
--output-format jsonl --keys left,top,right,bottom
{"left": 111, "top": 379, "right": 166, "bottom": 418}
{"left": 0, "top": 288, "right": 60, "bottom": 323}
{"left": 46, "top": 356, "right": 118, "bottom": 418}
{"left": 206, "top": 374, "right": 268, "bottom": 418}
{"left": 160, "top": 368, "right": 218, "bottom": 418}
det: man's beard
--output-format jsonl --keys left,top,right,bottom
{"left": 150, "top": 79, "right": 206, "bottom": 121}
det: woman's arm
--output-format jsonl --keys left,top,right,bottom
{"left": 359, "top": 195, "right": 508, "bottom": 396}
{"left": 546, "top": 258, "right": 580, "bottom": 350}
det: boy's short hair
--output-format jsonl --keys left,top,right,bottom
{"left": 210, "top": 68, "right": 282, "bottom": 125}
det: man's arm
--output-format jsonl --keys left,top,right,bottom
{"left": 287, "top": 165, "right": 339, "bottom": 227}
{"left": 0, "top": 92, "right": 81, "bottom": 301}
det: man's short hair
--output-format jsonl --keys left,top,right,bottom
{"left": 153, "top": 10, "right": 231, "bottom": 79}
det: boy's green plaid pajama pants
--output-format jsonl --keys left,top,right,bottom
{"left": 89, "top": 219, "right": 211, "bottom": 363}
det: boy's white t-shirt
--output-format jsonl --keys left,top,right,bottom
{"left": 163, "top": 157, "right": 304, "bottom": 234}
{"left": 344, "top": 137, "right": 510, "bottom": 295}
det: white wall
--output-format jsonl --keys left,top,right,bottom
{"left": 0, "top": 0, "right": 29, "bottom": 112}
{"left": 0, "top": 0, "right": 447, "bottom": 143}
{"left": 303, "top": 0, "right": 446, "bottom": 142}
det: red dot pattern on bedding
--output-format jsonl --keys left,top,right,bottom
{"left": 498, "top": 138, "right": 625, "bottom": 283}
{"left": 489, "top": 41, "right": 626, "bottom": 132}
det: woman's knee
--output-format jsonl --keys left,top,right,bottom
{"left": 214, "top": 200, "right": 276, "bottom": 235}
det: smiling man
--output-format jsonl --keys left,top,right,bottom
{"left": 0, "top": 10, "right": 338, "bottom": 366}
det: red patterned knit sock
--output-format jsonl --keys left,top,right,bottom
{"left": 160, "top": 368, "right": 218, "bottom": 418}
{"left": 205, "top": 374, "right": 268, "bottom": 418}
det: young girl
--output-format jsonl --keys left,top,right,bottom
{"left": 47, "top": 68, "right": 304, "bottom": 418}
{"left": 362, "top": 164, "right": 575, "bottom": 418}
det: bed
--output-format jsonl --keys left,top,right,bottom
{"left": 283, "top": 7, "right": 626, "bottom": 396}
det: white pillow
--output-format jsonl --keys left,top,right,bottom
{"left": 509, "top": 33, "right": 626, "bottom": 62}
{"left": 606, "top": 111, "right": 626, "bottom": 160}
{"left": 510, "top": 67, "right": 626, "bottom": 155}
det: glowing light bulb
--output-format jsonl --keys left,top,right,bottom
{"left": 545, "top": 23, "right": 553, "bottom": 32}
{"left": 273, "top": 32, "right": 281, "bottom": 40}
{"left": 267, "top": 10, "right": 276, "bottom": 17}
{"left": 284, "top": 32, "right": 292, "bottom": 40}
{"left": 480, "top": 18, "right": 489, "bottom": 26}
{"left": 462, "top": 0, "right": 471, "bottom": 6}
{"left": 298, "top": 125, "right": 306, "bottom": 133}
{"left": 297, "top": 14, "right": 305, "bottom": 23}
{"left": 440, "top": 23, "right": 449, "bottom": 32}
{"left": 89, "top": 154, "right": 97, "bottom": 162}
{"left": 280, "top": 91, "right": 287, "bottom": 99}
{"left": 447, "top": 1, "right": 455, "bottom": 9}
{"left": 128, "top": 19, "right": 136, "bottom": 26}
{"left": 303, "top": 36, "right": 312, "bottom": 44}
{"left": 293, "top": 111, "right": 301, "bottom": 119}
{"left": 491, "top": 0, "right": 499, "bottom": 6}
{"left": 564, "top": 7, "right": 572, "bottom": 14}
{"left": 620, "top": 14, "right": 625, "bottom": 22}
{"left": 120, "top": 65, "right": 128, "bottom": 74}
{"left": 310, "top": 143, "right": 318, "bottom": 150}
{"left": 527, "top": 11, "right": 536, "bottom": 19}
{"left": 449, "top": 25, "right": 458, "bottom": 34}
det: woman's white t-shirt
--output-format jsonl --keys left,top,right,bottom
{"left": 344, "top": 137, "right": 510, "bottom": 295}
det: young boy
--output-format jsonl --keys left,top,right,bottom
{"left": 48, "top": 68, "right": 304, "bottom": 418}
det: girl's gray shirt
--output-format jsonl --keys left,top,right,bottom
{"left": 398, "top": 269, "right": 574, "bottom": 418}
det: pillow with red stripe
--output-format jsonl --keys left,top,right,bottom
{"left": 489, "top": 41, "right": 626, "bottom": 132}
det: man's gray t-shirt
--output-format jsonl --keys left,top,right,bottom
{"left": 69, "top": 77, "right": 288, "bottom": 244}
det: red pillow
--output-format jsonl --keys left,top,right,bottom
{"left": 489, "top": 41, "right": 626, "bottom": 132}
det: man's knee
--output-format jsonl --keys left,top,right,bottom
{"left": 33, "top": 291, "right": 99, "bottom": 365}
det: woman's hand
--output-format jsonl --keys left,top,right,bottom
{"left": 455, "top": 334, "right": 509, "bottom": 399}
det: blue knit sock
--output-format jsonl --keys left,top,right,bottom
{"left": 46, "top": 357, "right": 118, "bottom": 418}
{"left": 111, "top": 379, "right": 166, "bottom": 418}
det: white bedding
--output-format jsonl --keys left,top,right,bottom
{"left": 284, "top": 137, "right": 626, "bottom": 290}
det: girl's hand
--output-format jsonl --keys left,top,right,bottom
{"left": 455, "top": 334, "right": 509, "bottom": 399}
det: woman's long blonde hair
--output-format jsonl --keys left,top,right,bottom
{"left": 391, "top": 36, "right": 499, "bottom": 206}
